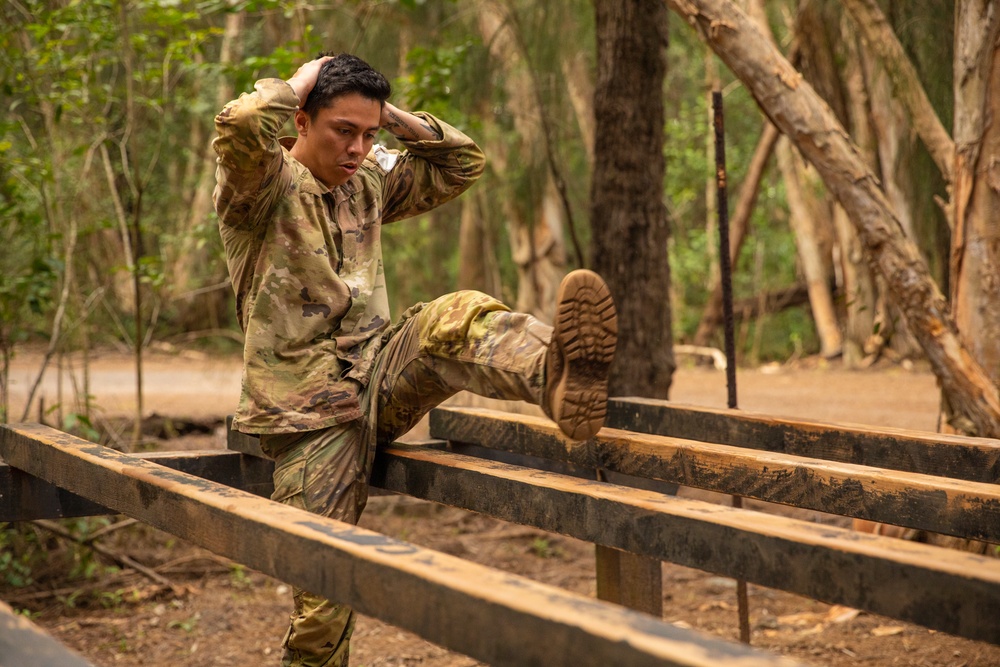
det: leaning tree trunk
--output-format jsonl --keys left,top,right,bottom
{"left": 591, "top": 0, "right": 673, "bottom": 618}
{"left": 667, "top": 0, "right": 1000, "bottom": 437}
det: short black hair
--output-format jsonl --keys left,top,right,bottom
{"left": 301, "top": 53, "right": 391, "bottom": 118}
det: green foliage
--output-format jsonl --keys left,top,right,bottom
{"left": 168, "top": 613, "right": 201, "bottom": 632}
{"left": 228, "top": 563, "right": 252, "bottom": 588}
{"left": 394, "top": 41, "right": 478, "bottom": 129}
{"left": 529, "top": 536, "right": 561, "bottom": 559}
{"left": 0, "top": 524, "right": 42, "bottom": 588}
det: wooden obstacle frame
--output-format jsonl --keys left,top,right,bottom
{"left": 1, "top": 397, "right": 999, "bottom": 665}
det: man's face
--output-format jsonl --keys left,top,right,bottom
{"left": 292, "top": 92, "right": 382, "bottom": 188}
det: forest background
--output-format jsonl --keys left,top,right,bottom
{"left": 0, "top": 0, "right": 980, "bottom": 445}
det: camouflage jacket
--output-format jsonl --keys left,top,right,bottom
{"left": 213, "top": 78, "right": 485, "bottom": 434}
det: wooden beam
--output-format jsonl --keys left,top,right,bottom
{"left": 0, "top": 451, "right": 273, "bottom": 521}
{"left": 607, "top": 398, "right": 1000, "bottom": 483}
{"left": 0, "top": 600, "right": 94, "bottom": 667}
{"left": 372, "top": 444, "right": 1000, "bottom": 644}
{"left": 429, "top": 407, "right": 1000, "bottom": 542}
{"left": 0, "top": 424, "right": 800, "bottom": 667}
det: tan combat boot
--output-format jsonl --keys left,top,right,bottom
{"left": 545, "top": 269, "right": 618, "bottom": 441}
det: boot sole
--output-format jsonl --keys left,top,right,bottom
{"left": 549, "top": 270, "right": 617, "bottom": 440}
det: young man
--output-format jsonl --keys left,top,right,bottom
{"left": 213, "top": 53, "right": 617, "bottom": 666}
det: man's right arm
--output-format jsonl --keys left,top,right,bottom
{"left": 212, "top": 79, "right": 299, "bottom": 231}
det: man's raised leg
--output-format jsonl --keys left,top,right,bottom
{"left": 375, "top": 270, "right": 617, "bottom": 444}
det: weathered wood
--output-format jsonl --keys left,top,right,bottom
{"left": 0, "top": 424, "right": 799, "bottom": 667}
{"left": 595, "top": 545, "right": 663, "bottom": 616}
{"left": 430, "top": 407, "right": 1000, "bottom": 541}
{"left": 0, "top": 600, "right": 94, "bottom": 667}
{"left": 0, "top": 451, "right": 273, "bottom": 521}
{"left": 372, "top": 443, "right": 1000, "bottom": 643}
{"left": 606, "top": 398, "right": 1000, "bottom": 483}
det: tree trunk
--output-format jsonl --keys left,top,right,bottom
{"left": 592, "top": 0, "right": 674, "bottom": 400}
{"left": 457, "top": 188, "right": 502, "bottom": 298}
{"left": 776, "top": 138, "right": 842, "bottom": 358}
{"left": 667, "top": 0, "right": 1000, "bottom": 437}
{"left": 561, "top": 49, "right": 596, "bottom": 168}
{"left": 950, "top": 1, "right": 1000, "bottom": 432}
{"left": 750, "top": 0, "right": 842, "bottom": 360}
{"left": 591, "top": 0, "right": 672, "bottom": 618}
{"left": 477, "top": 0, "right": 567, "bottom": 320}
{"left": 841, "top": 0, "right": 955, "bottom": 184}
{"left": 832, "top": 17, "right": 881, "bottom": 365}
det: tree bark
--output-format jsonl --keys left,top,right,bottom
{"left": 592, "top": 0, "right": 675, "bottom": 399}
{"left": 832, "top": 17, "right": 881, "bottom": 365}
{"left": 591, "top": 0, "right": 672, "bottom": 618}
{"left": 950, "top": 1, "right": 1000, "bottom": 432}
{"left": 667, "top": 0, "right": 1000, "bottom": 437}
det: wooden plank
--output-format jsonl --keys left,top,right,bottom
{"left": 607, "top": 397, "right": 1000, "bottom": 483}
{"left": 428, "top": 407, "right": 1000, "bottom": 542}
{"left": 0, "top": 451, "right": 274, "bottom": 521}
{"left": 372, "top": 444, "right": 1000, "bottom": 644}
{"left": 0, "top": 600, "right": 94, "bottom": 667}
{"left": 0, "top": 424, "right": 801, "bottom": 667}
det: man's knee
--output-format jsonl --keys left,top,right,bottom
{"left": 416, "top": 290, "right": 510, "bottom": 345}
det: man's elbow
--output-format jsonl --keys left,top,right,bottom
{"left": 463, "top": 144, "right": 487, "bottom": 182}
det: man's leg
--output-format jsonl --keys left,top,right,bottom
{"left": 375, "top": 270, "right": 617, "bottom": 443}
{"left": 260, "top": 419, "right": 372, "bottom": 667}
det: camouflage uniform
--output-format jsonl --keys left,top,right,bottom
{"left": 213, "top": 78, "right": 553, "bottom": 666}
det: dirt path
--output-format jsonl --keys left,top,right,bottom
{"left": 8, "top": 351, "right": 995, "bottom": 667}
{"left": 7, "top": 350, "right": 940, "bottom": 431}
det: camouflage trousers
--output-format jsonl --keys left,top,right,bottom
{"left": 259, "top": 290, "right": 552, "bottom": 667}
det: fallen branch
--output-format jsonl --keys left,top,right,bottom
{"left": 32, "top": 519, "right": 182, "bottom": 595}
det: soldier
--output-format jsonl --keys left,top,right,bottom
{"left": 213, "top": 53, "right": 617, "bottom": 666}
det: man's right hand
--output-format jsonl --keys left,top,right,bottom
{"left": 286, "top": 56, "right": 333, "bottom": 107}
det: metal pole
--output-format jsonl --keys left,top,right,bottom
{"left": 713, "top": 89, "right": 751, "bottom": 644}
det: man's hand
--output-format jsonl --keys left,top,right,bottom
{"left": 286, "top": 57, "right": 333, "bottom": 107}
{"left": 381, "top": 102, "right": 443, "bottom": 142}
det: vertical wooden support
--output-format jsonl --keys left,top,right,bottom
{"left": 594, "top": 469, "right": 664, "bottom": 616}
{"left": 595, "top": 545, "right": 663, "bottom": 616}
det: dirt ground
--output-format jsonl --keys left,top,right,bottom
{"left": 4, "top": 349, "right": 999, "bottom": 666}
